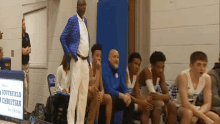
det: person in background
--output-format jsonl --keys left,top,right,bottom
{"left": 54, "top": 55, "right": 70, "bottom": 94}
{"left": 0, "top": 46, "right": 3, "bottom": 62}
{"left": 53, "top": 54, "right": 70, "bottom": 124}
{"left": 102, "top": 49, "right": 134, "bottom": 124}
{"left": 22, "top": 19, "right": 31, "bottom": 119}
{"left": 174, "top": 51, "right": 219, "bottom": 124}
{"left": 86, "top": 43, "right": 112, "bottom": 124}
{"left": 0, "top": 46, "right": 3, "bottom": 69}
{"left": 208, "top": 53, "right": 220, "bottom": 116}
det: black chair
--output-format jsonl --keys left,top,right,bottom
{"left": 47, "top": 74, "right": 55, "bottom": 100}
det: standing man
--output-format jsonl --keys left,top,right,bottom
{"left": 22, "top": 19, "right": 31, "bottom": 119}
{"left": 60, "top": 0, "right": 90, "bottom": 123}
{"left": 174, "top": 51, "right": 219, "bottom": 124}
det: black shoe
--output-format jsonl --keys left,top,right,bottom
{"left": 24, "top": 114, "right": 28, "bottom": 120}
{"left": 24, "top": 113, "right": 30, "bottom": 120}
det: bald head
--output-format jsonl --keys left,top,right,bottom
{"left": 108, "top": 49, "right": 119, "bottom": 69}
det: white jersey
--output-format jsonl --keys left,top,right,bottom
{"left": 126, "top": 67, "right": 137, "bottom": 96}
{"left": 140, "top": 68, "right": 160, "bottom": 98}
{"left": 174, "top": 68, "right": 206, "bottom": 107}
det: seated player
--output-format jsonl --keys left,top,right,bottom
{"left": 126, "top": 52, "right": 153, "bottom": 124}
{"left": 208, "top": 53, "right": 220, "bottom": 116}
{"left": 174, "top": 51, "right": 220, "bottom": 124}
{"left": 138, "top": 51, "right": 177, "bottom": 124}
{"left": 86, "top": 44, "right": 112, "bottom": 124}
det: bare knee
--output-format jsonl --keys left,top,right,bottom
{"left": 213, "top": 113, "right": 220, "bottom": 124}
{"left": 215, "top": 116, "right": 220, "bottom": 124}
{"left": 167, "top": 101, "right": 177, "bottom": 114}
{"left": 152, "top": 100, "right": 164, "bottom": 109}
{"left": 104, "top": 94, "right": 112, "bottom": 105}
{"left": 181, "top": 108, "right": 193, "bottom": 119}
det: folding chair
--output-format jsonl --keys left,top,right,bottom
{"left": 47, "top": 74, "right": 56, "bottom": 98}
{"left": 46, "top": 74, "right": 56, "bottom": 122}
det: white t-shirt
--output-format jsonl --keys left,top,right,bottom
{"left": 54, "top": 65, "right": 70, "bottom": 94}
{"left": 126, "top": 67, "right": 137, "bottom": 96}
{"left": 174, "top": 68, "right": 206, "bottom": 107}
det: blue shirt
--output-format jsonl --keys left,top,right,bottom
{"left": 102, "top": 62, "right": 128, "bottom": 98}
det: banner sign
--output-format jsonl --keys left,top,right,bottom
{"left": 0, "top": 70, "right": 24, "bottom": 120}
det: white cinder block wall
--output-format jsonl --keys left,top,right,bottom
{"left": 150, "top": 0, "right": 219, "bottom": 85}
{"left": 0, "top": 0, "right": 22, "bottom": 70}
{"left": 28, "top": 0, "right": 98, "bottom": 112}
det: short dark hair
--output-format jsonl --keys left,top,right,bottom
{"left": 190, "top": 51, "right": 207, "bottom": 64}
{"left": 150, "top": 51, "right": 166, "bottom": 65}
{"left": 91, "top": 43, "right": 102, "bottom": 56}
{"left": 128, "top": 52, "right": 142, "bottom": 64}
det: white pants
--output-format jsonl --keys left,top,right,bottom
{"left": 68, "top": 57, "right": 89, "bottom": 124}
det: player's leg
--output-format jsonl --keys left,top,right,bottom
{"left": 178, "top": 107, "right": 193, "bottom": 124}
{"left": 101, "top": 94, "right": 112, "bottom": 124}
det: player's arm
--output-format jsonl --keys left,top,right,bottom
{"left": 134, "top": 73, "right": 143, "bottom": 100}
{"left": 99, "top": 67, "right": 104, "bottom": 92}
{"left": 131, "top": 73, "right": 153, "bottom": 108}
{"left": 159, "top": 74, "right": 170, "bottom": 103}
{"left": 198, "top": 75, "right": 212, "bottom": 113}
{"left": 139, "top": 68, "right": 152, "bottom": 86}
{"left": 89, "top": 65, "right": 93, "bottom": 86}
{"left": 178, "top": 73, "right": 211, "bottom": 121}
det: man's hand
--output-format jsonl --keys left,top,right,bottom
{"left": 150, "top": 92, "right": 161, "bottom": 100}
{"left": 68, "top": 53, "right": 74, "bottom": 59}
{"left": 142, "top": 100, "right": 153, "bottom": 111}
{"left": 98, "top": 91, "right": 104, "bottom": 103}
{"left": 96, "top": 61, "right": 101, "bottom": 70}
{"left": 159, "top": 73, "right": 165, "bottom": 79}
{"left": 62, "top": 89, "right": 68, "bottom": 94}
{"left": 22, "top": 48, "right": 28, "bottom": 55}
{"left": 191, "top": 116, "right": 198, "bottom": 124}
{"left": 89, "top": 86, "right": 99, "bottom": 95}
{"left": 66, "top": 88, "right": 70, "bottom": 94}
{"left": 27, "top": 46, "right": 31, "bottom": 54}
{"left": 141, "top": 96, "right": 153, "bottom": 111}
{"left": 123, "top": 94, "right": 131, "bottom": 107}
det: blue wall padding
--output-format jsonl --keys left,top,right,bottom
{"left": 97, "top": 0, "right": 128, "bottom": 78}
{"left": 97, "top": 0, "right": 128, "bottom": 123}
